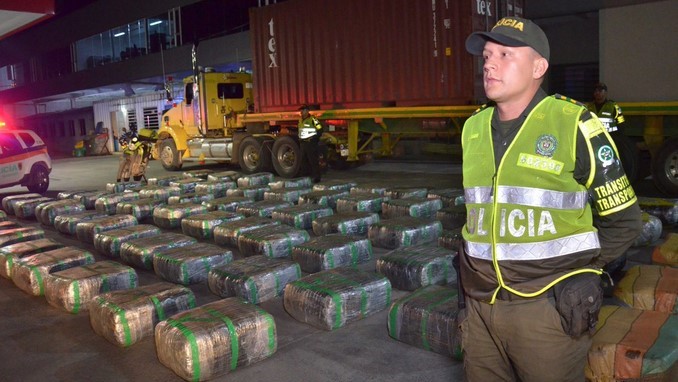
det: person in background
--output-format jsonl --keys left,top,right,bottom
{"left": 587, "top": 82, "right": 625, "bottom": 134}
{"left": 459, "top": 16, "right": 642, "bottom": 381}
{"left": 116, "top": 136, "right": 141, "bottom": 182}
{"left": 297, "top": 104, "right": 324, "bottom": 183}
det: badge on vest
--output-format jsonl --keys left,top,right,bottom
{"left": 536, "top": 134, "right": 557, "bottom": 157}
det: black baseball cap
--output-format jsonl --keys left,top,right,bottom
{"left": 466, "top": 17, "right": 550, "bottom": 61}
{"left": 594, "top": 82, "right": 607, "bottom": 91}
{"left": 298, "top": 104, "right": 310, "bottom": 111}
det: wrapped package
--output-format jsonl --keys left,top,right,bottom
{"left": 194, "top": 180, "right": 237, "bottom": 197}
{"left": 147, "top": 174, "right": 184, "bottom": 186}
{"left": 2, "top": 193, "right": 43, "bottom": 215}
{"left": 236, "top": 172, "right": 274, "bottom": 187}
{"left": 116, "top": 198, "right": 166, "bottom": 221}
{"left": 155, "top": 297, "right": 277, "bottom": 382}
{"left": 268, "top": 177, "right": 313, "bottom": 189}
{"left": 0, "top": 238, "right": 64, "bottom": 279}
{"left": 152, "top": 202, "right": 210, "bottom": 229}
{"left": 35, "top": 199, "right": 86, "bottom": 226}
{"left": 349, "top": 185, "right": 387, "bottom": 196}
{"left": 44, "top": 261, "right": 138, "bottom": 314}
{"left": 11, "top": 246, "right": 95, "bottom": 296}
{"left": 75, "top": 214, "right": 138, "bottom": 244}
{"left": 436, "top": 205, "right": 467, "bottom": 230}
{"left": 0, "top": 227, "right": 45, "bottom": 247}
{"left": 181, "top": 211, "right": 245, "bottom": 239}
{"left": 203, "top": 196, "right": 254, "bottom": 212}
{"left": 263, "top": 187, "right": 313, "bottom": 204}
{"left": 182, "top": 169, "right": 214, "bottom": 179}
{"left": 271, "top": 204, "right": 333, "bottom": 229}
{"left": 368, "top": 216, "right": 443, "bottom": 249}
{"left": 208, "top": 256, "right": 301, "bottom": 303}
{"left": 169, "top": 177, "right": 204, "bottom": 193}
{"left": 291, "top": 234, "right": 373, "bottom": 273}
{"left": 94, "top": 224, "right": 162, "bottom": 258}
{"left": 427, "top": 188, "right": 465, "bottom": 208}
{"left": 438, "top": 229, "right": 463, "bottom": 251}
{"left": 312, "top": 211, "right": 380, "bottom": 236}
{"left": 226, "top": 185, "right": 271, "bottom": 201}
{"left": 236, "top": 200, "right": 293, "bottom": 218}
{"left": 105, "top": 181, "right": 144, "bottom": 193}
{"left": 312, "top": 180, "right": 357, "bottom": 193}
{"left": 238, "top": 224, "right": 310, "bottom": 258}
{"left": 633, "top": 212, "right": 663, "bottom": 247}
{"left": 298, "top": 189, "right": 350, "bottom": 209}
{"left": 376, "top": 244, "right": 457, "bottom": 291}
{"left": 381, "top": 198, "right": 443, "bottom": 219}
{"left": 14, "top": 197, "right": 55, "bottom": 219}
{"left": 638, "top": 196, "right": 678, "bottom": 225}
{"left": 0, "top": 210, "right": 6, "bottom": 221}
{"left": 652, "top": 233, "right": 678, "bottom": 266}
{"left": 57, "top": 190, "right": 96, "bottom": 200}
{"left": 89, "top": 282, "right": 196, "bottom": 347}
{"left": 94, "top": 191, "right": 141, "bottom": 215}
{"left": 54, "top": 211, "right": 108, "bottom": 235}
{"left": 585, "top": 306, "right": 678, "bottom": 382}
{"left": 613, "top": 265, "right": 677, "bottom": 313}
{"left": 207, "top": 171, "right": 242, "bottom": 182}
{"left": 0, "top": 220, "right": 20, "bottom": 231}
{"left": 167, "top": 193, "right": 215, "bottom": 205}
{"left": 388, "top": 285, "right": 462, "bottom": 359}
{"left": 384, "top": 187, "right": 428, "bottom": 199}
{"left": 120, "top": 232, "right": 197, "bottom": 270}
{"left": 336, "top": 193, "right": 390, "bottom": 213}
{"left": 138, "top": 185, "right": 182, "bottom": 202}
{"left": 213, "top": 216, "right": 281, "bottom": 248}
{"left": 154, "top": 242, "right": 233, "bottom": 285}
{"left": 283, "top": 267, "right": 392, "bottom": 331}
{"left": 72, "top": 190, "right": 111, "bottom": 209}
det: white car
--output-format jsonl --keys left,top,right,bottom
{"left": 0, "top": 127, "right": 52, "bottom": 194}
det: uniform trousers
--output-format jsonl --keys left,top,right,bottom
{"left": 300, "top": 139, "right": 321, "bottom": 181}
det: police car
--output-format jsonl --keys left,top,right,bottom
{"left": 0, "top": 123, "right": 52, "bottom": 194}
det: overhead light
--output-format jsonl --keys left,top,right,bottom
{"left": 149, "top": 20, "right": 162, "bottom": 26}
{"left": 114, "top": 32, "right": 125, "bottom": 37}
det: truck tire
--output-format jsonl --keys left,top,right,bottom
{"left": 159, "top": 139, "right": 182, "bottom": 171}
{"left": 272, "top": 136, "right": 301, "bottom": 178}
{"left": 652, "top": 137, "right": 678, "bottom": 196}
{"left": 239, "top": 136, "right": 271, "bottom": 174}
{"left": 26, "top": 164, "right": 49, "bottom": 194}
{"left": 611, "top": 134, "right": 640, "bottom": 184}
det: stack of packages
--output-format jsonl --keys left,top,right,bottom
{"left": 235, "top": 200, "right": 293, "bottom": 218}
{"left": 226, "top": 185, "right": 271, "bottom": 201}
{"left": 0, "top": 238, "right": 64, "bottom": 279}
{"left": 268, "top": 177, "right": 312, "bottom": 189}
{"left": 94, "top": 224, "right": 162, "bottom": 258}
{"left": 384, "top": 187, "right": 428, "bottom": 199}
{"left": 120, "top": 232, "right": 197, "bottom": 270}
{"left": 381, "top": 198, "right": 443, "bottom": 219}
{"left": 291, "top": 234, "right": 373, "bottom": 273}
{"left": 376, "top": 244, "right": 457, "bottom": 291}
{"left": 167, "top": 192, "right": 215, "bottom": 205}
{"left": 194, "top": 180, "right": 237, "bottom": 197}
{"left": 368, "top": 216, "right": 442, "bottom": 249}
{"left": 14, "top": 197, "right": 55, "bottom": 219}
{"left": 633, "top": 212, "right": 663, "bottom": 247}
{"left": 312, "top": 211, "right": 380, "bottom": 236}
{"left": 271, "top": 204, "right": 333, "bottom": 229}
{"left": 263, "top": 187, "right": 313, "bottom": 204}
{"left": 213, "top": 217, "right": 281, "bottom": 248}
{"left": 11, "top": 247, "right": 95, "bottom": 296}
{"left": 336, "top": 193, "right": 389, "bottom": 213}
{"left": 138, "top": 185, "right": 181, "bottom": 202}
{"left": 94, "top": 191, "right": 141, "bottom": 215}
{"left": 0, "top": 226, "right": 45, "bottom": 247}
{"left": 237, "top": 172, "right": 274, "bottom": 187}
{"left": 105, "top": 181, "right": 144, "bottom": 193}
{"left": 180, "top": 211, "right": 245, "bottom": 239}
{"left": 169, "top": 177, "right": 204, "bottom": 194}
{"left": 436, "top": 204, "right": 467, "bottom": 230}
{"left": 207, "top": 171, "right": 242, "bottom": 182}
{"left": 438, "top": 230, "right": 463, "bottom": 251}
{"left": 426, "top": 188, "right": 465, "bottom": 208}
{"left": 153, "top": 242, "right": 233, "bottom": 285}
{"left": 147, "top": 174, "right": 184, "bottom": 186}
{"left": 298, "top": 189, "right": 350, "bottom": 209}
{"left": 349, "top": 185, "right": 386, "bottom": 196}
{"left": 203, "top": 196, "right": 254, "bottom": 212}
{"left": 152, "top": 202, "right": 210, "bottom": 229}
{"left": 637, "top": 196, "right": 678, "bottom": 225}
{"left": 183, "top": 169, "right": 213, "bottom": 179}
{"left": 75, "top": 214, "right": 138, "bottom": 244}
{"left": 2, "top": 193, "right": 43, "bottom": 215}
{"left": 54, "top": 211, "right": 108, "bottom": 235}
{"left": 73, "top": 190, "right": 111, "bottom": 209}
{"left": 35, "top": 199, "right": 86, "bottom": 226}
{"left": 237, "top": 224, "right": 309, "bottom": 258}
{"left": 613, "top": 265, "right": 677, "bottom": 313}
{"left": 116, "top": 198, "right": 167, "bottom": 221}
{"left": 312, "top": 180, "right": 357, "bottom": 193}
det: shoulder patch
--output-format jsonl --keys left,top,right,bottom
{"left": 553, "top": 94, "right": 587, "bottom": 108}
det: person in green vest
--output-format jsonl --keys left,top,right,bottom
{"left": 459, "top": 16, "right": 642, "bottom": 381}
{"left": 587, "top": 82, "right": 625, "bottom": 134}
{"left": 298, "top": 104, "right": 324, "bottom": 183}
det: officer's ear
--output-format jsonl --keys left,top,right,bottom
{"left": 533, "top": 56, "right": 548, "bottom": 80}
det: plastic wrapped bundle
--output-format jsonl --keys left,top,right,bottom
{"left": 138, "top": 185, "right": 182, "bottom": 202}
{"left": 312, "top": 211, "right": 380, "bottom": 236}
{"left": 283, "top": 267, "right": 392, "bottom": 331}
{"left": 0, "top": 220, "right": 20, "bottom": 231}
{"left": 0, "top": 238, "right": 64, "bottom": 279}
{"left": 203, "top": 196, "right": 254, "bottom": 212}
{"left": 638, "top": 196, "right": 678, "bottom": 225}
{"left": 235, "top": 200, "right": 293, "bottom": 218}
{"left": 169, "top": 177, "right": 204, "bottom": 193}
{"left": 213, "top": 217, "right": 281, "bottom": 248}
{"left": 14, "top": 197, "right": 55, "bottom": 219}
{"left": 427, "top": 188, "right": 465, "bottom": 208}
{"left": 57, "top": 190, "right": 96, "bottom": 200}
{"left": 152, "top": 202, "right": 210, "bottom": 229}
{"left": 167, "top": 193, "right": 215, "bottom": 205}
{"left": 226, "top": 185, "right": 271, "bottom": 201}
{"left": 181, "top": 211, "right": 245, "bottom": 239}
{"left": 438, "top": 229, "right": 463, "bottom": 251}
{"left": 73, "top": 190, "right": 111, "bottom": 209}
{"left": 376, "top": 244, "right": 457, "bottom": 291}
{"left": 585, "top": 306, "right": 678, "bottom": 382}
{"left": 436, "top": 205, "right": 467, "bottom": 230}
{"left": 155, "top": 297, "right": 277, "bottom": 382}
{"left": 0, "top": 210, "right": 6, "bottom": 221}
{"left": 368, "top": 216, "right": 443, "bottom": 249}
{"left": 154, "top": 242, "right": 233, "bottom": 285}
{"left": 312, "top": 180, "right": 357, "bottom": 192}
{"left": 116, "top": 198, "right": 166, "bottom": 221}
{"left": 54, "top": 211, "right": 108, "bottom": 235}
{"left": 633, "top": 212, "right": 663, "bottom": 247}
{"left": 2, "top": 193, "right": 42, "bottom": 215}
{"left": 387, "top": 285, "right": 462, "bottom": 359}
{"left": 298, "top": 189, "right": 350, "bottom": 209}
{"left": 105, "top": 181, "right": 144, "bottom": 193}
{"left": 613, "top": 265, "right": 677, "bottom": 313}
{"left": 44, "top": 261, "right": 138, "bottom": 314}
{"left": 120, "top": 232, "right": 197, "bottom": 270}
{"left": 652, "top": 233, "right": 678, "bottom": 266}
{"left": 11, "top": 246, "right": 95, "bottom": 296}
{"left": 208, "top": 256, "right": 301, "bottom": 303}
{"left": 336, "top": 193, "right": 390, "bottom": 213}
{"left": 349, "top": 185, "right": 387, "bottom": 196}
{"left": 264, "top": 187, "right": 313, "bottom": 204}
{"left": 147, "top": 174, "right": 184, "bottom": 186}
{"left": 94, "top": 192, "right": 141, "bottom": 215}
{"left": 75, "top": 214, "right": 138, "bottom": 244}
{"left": 381, "top": 198, "right": 443, "bottom": 219}
{"left": 384, "top": 187, "right": 428, "bottom": 199}
{"left": 207, "top": 171, "right": 242, "bottom": 182}
{"left": 291, "top": 234, "right": 373, "bottom": 273}
{"left": 94, "top": 224, "right": 162, "bottom": 258}
{"left": 89, "top": 282, "right": 196, "bottom": 347}
{"left": 271, "top": 204, "right": 334, "bottom": 229}
{"left": 182, "top": 169, "right": 214, "bottom": 179}
{"left": 268, "top": 177, "right": 313, "bottom": 189}
{"left": 238, "top": 224, "right": 310, "bottom": 258}
{"left": 237, "top": 172, "right": 274, "bottom": 187}
{"left": 194, "top": 180, "right": 237, "bottom": 197}
{"left": 35, "top": 199, "right": 86, "bottom": 226}
{"left": 0, "top": 227, "right": 45, "bottom": 247}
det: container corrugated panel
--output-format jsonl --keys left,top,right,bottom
{"left": 249, "top": 0, "right": 476, "bottom": 111}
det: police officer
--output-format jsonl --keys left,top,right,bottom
{"left": 116, "top": 136, "right": 141, "bottom": 182}
{"left": 587, "top": 82, "right": 625, "bottom": 134}
{"left": 298, "top": 104, "right": 324, "bottom": 183}
{"left": 460, "top": 17, "right": 642, "bottom": 381}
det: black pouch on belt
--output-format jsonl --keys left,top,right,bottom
{"left": 553, "top": 273, "right": 603, "bottom": 337}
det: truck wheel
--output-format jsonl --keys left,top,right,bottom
{"left": 27, "top": 164, "right": 49, "bottom": 194}
{"left": 652, "top": 137, "right": 678, "bottom": 196}
{"left": 611, "top": 134, "right": 640, "bottom": 184}
{"left": 159, "top": 139, "right": 182, "bottom": 171}
{"left": 239, "top": 137, "right": 271, "bottom": 173}
{"left": 272, "top": 136, "right": 301, "bottom": 178}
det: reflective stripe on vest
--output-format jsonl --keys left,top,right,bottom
{"left": 465, "top": 231, "right": 600, "bottom": 261}
{"left": 465, "top": 185, "right": 588, "bottom": 210}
